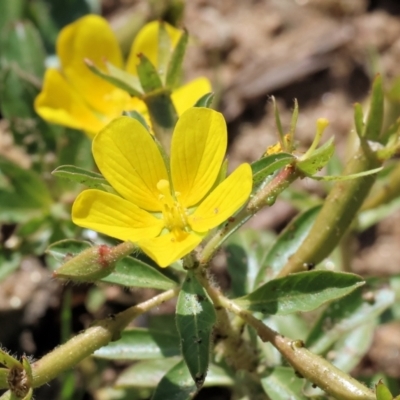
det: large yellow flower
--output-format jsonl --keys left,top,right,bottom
{"left": 34, "top": 15, "right": 211, "bottom": 138}
{"left": 72, "top": 108, "right": 252, "bottom": 267}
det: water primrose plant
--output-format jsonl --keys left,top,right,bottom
{"left": 3, "top": 7, "right": 400, "bottom": 400}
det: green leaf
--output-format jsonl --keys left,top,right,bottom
{"left": 151, "top": 359, "right": 198, "bottom": 400}
{"left": 52, "top": 165, "right": 110, "bottom": 190}
{"left": 255, "top": 205, "right": 321, "bottom": 286}
{"left": 297, "top": 137, "right": 334, "bottom": 176}
{"left": 176, "top": 271, "right": 216, "bottom": 388}
{"left": 166, "top": 30, "right": 188, "bottom": 88}
{"left": 117, "top": 358, "right": 181, "bottom": 389}
{"left": 306, "top": 286, "right": 395, "bottom": 354}
{"left": 95, "top": 328, "right": 180, "bottom": 361}
{"left": 225, "top": 230, "right": 275, "bottom": 297}
{"left": 0, "top": 250, "right": 21, "bottom": 281}
{"left": 364, "top": 74, "right": 384, "bottom": 141}
{"left": 251, "top": 153, "right": 295, "bottom": 187}
{"left": 272, "top": 96, "right": 285, "bottom": 143}
{"left": 116, "top": 359, "right": 233, "bottom": 389}
{"left": 354, "top": 103, "right": 364, "bottom": 138}
{"left": 0, "top": 0, "right": 25, "bottom": 32}
{"left": 85, "top": 60, "right": 143, "bottom": 97}
{"left": 330, "top": 322, "right": 375, "bottom": 373}
{"left": 311, "top": 166, "right": 382, "bottom": 181}
{"left": 236, "top": 271, "right": 364, "bottom": 315}
{"left": 145, "top": 92, "right": 177, "bottom": 130}
{"left": 376, "top": 381, "right": 394, "bottom": 400}
{"left": 0, "top": 368, "right": 8, "bottom": 390}
{"left": 137, "top": 54, "right": 163, "bottom": 93}
{"left": 261, "top": 367, "right": 308, "bottom": 400}
{"left": 101, "top": 256, "right": 177, "bottom": 290}
{"left": 0, "top": 20, "right": 46, "bottom": 78}
{"left": 0, "top": 157, "right": 52, "bottom": 223}
{"left": 194, "top": 92, "right": 214, "bottom": 108}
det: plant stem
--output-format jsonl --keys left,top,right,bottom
{"left": 29, "top": 288, "right": 179, "bottom": 388}
{"left": 218, "top": 296, "right": 376, "bottom": 400}
{"left": 278, "top": 146, "right": 381, "bottom": 277}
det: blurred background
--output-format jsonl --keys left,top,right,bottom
{"left": 1, "top": 0, "right": 400, "bottom": 399}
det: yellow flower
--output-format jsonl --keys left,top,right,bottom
{"left": 72, "top": 107, "right": 252, "bottom": 267}
{"left": 34, "top": 15, "right": 211, "bottom": 138}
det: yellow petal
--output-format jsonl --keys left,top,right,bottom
{"left": 34, "top": 69, "right": 105, "bottom": 136}
{"left": 72, "top": 189, "right": 164, "bottom": 241}
{"left": 57, "top": 14, "right": 129, "bottom": 116}
{"left": 93, "top": 117, "right": 168, "bottom": 211}
{"left": 171, "top": 107, "right": 227, "bottom": 207}
{"left": 189, "top": 163, "right": 252, "bottom": 232}
{"left": 171, "top": 77, "right": 212, "bottom": 116}
{"left": 139, "top": 232, "right": 202, "bottom": 268}
{"left": 125, "top": 21, "right": 182, "bottom": 76}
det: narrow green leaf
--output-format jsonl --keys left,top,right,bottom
{"left": 225, "top": 230, "right": 275, "bottom": 297}
{"left": 0, "top": 157, "right": 52, "bottom": 223}
{"left": 1, "top": 20, "right": 46, "bottom": 78}
{"left": 311, "top": 166, "right": 382, "bottom": 181}
{"left": 0, "top": 251, "right": 21, "bottom": 281}
{"left": 102, "top": 256, "right": 177, "bottom": 290}
{"left": 145, "top": 92, "right": 177, "bottom": 129}
{"left": 117, "top": 358, "right": 181, "bottom": 389}
{"left": 236, "top": 271, "right": 364, "bottom": 315}
{"left": 289, "top": 99, "right": 299, "bottom": 137}
{"left": 0, "top": 0, "right": 25, "bottom": 32}
{"left": 95, "top": 328, "right": 180, "bottom": 360}
{"left": 85, "top": 60, "right": 143, "bottom": 96}
{"left": 261, "top": 367, "right": 308, "bottom": 400}
{"left": 376, "top": 381, "right": 394, "bottom": 400}
{"left": 364, "top": 74, "right": 384, "bottom": 141}
{"left": 255, "top": 205, "right": 321, "bottom": 286}
{"left": 306, "top": 286, "right": 394, "bottom": 354}
{"left": 194, "top": 92, "right": 214, "bottom": 108}
{"left": 52, "top": 165, "right": 110, "bottom": 190}
{"left": 354, "top": 103, "right": 364, "bottom": 138}
{"left": 297, "top": 137, "right": 335, "bottom": 176}
{"left": 330, "top": 322, "right": 375, "bottom": 373}
{"left": 166, "top": 30, "right": 188, "bottom": 88}
{"left": 251, "top": 153, "right": 295, "bottom": 186}
{"left": 272, "top": 96, "right": 285, "bottom": 143}
{"left": 176, "top": 271, "right": 216, "bottom": 388}
{"left": 151, "top": 359, "right": 198, "bottom": 400}
{"left": 117, "top": 359, "right": 233, "bottom": 389}
{"left": 137, "top": 54, "right": 163, "bottom": 93}
{"left": 158, "top": 22, "right": 172, "bottom": 83}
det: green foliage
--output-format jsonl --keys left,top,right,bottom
{"left": 176, "top": 272, "right": 216, "bottom": 388}
{"left": 236, "top": 271, "right": 364, "bottom": 315}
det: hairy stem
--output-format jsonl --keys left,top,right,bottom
{"left": 278, "top": 146, "right": 381, "bottom": 277}
{"left": 29, "top": 288, "right": 179, "bottom": 388}
{"left": 218, "top": 296, "right": 376, "bottom": 400}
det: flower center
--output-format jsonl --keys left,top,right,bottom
{"left": 157, "top": 179, "right": 189, "bottom": 240}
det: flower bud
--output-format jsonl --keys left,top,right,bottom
{"left": 53, "top": 244, "right": 117, "bottom": 282}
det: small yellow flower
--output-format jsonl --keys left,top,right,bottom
{"left": 34, "top": 15, "right": 211, "bottom": 138}
{"left": 72, "top": 107, "right": 252, "bottom": 267}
